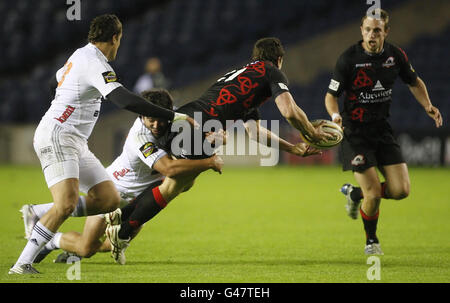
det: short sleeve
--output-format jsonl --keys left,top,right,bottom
{"left": 327, "top": 54, "right": 348, "bottom": 97}
{"left": 85, "top": 58, "right": 122, "bottom": 97}
{"left": 135, "top": 141, "right": 168, "bottom": 169}
{"left": 267, "top": 64, "right": 290, "bottom": 99}
{"left": 396, "top": 47, "right": 418, "bottom": 85}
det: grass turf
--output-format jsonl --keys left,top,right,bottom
{"left": 0, "top": 165, "right": 449, "bottom": 283}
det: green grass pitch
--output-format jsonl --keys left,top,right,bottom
{"left": 0, "top": 165, "right": 449, "bottom": 283}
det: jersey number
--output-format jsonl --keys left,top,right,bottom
{"left": 217, "top": 67, "right": 246, "bottom": 82}
{"left": 57, "top": 62, "right": 73, "bottom": 87}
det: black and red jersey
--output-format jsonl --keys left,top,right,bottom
{"left": 327, "top": 40, "right": 417, "bottom": 124}
{"left": 181, "top": 60, "right": 289, "bottom": 127}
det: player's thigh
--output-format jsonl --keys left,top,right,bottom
{"left": 159, "top": 172, "right": 200, "bottom": 201}
{"left": 353, "top": 167, "right": 382, "bottom": 200}
{"left": 380, "top": 163, "right": 410, "bottom": 199}
{"left": 79, "top": 147, "right": 120, "bottom": 211}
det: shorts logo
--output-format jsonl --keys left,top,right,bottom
{"left": 382, "top": 56, "right": 395, "bottom": 68}
{"left": 102, "top": 71, "right": 118, "bottom": 83}
{"left": 329, "top": 79, "right": 340, "bottom": 91}
{"left": 140, "top": 142, "right": 157, "bottom": 158}
{"left": 351, "top": 154, "right": 366, "bottom": 166}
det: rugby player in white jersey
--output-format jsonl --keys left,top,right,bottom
{"left": 9, "top": 14, "right": 194, "bottom": 274}
{"left": 20, "top": 89, "right": 224, "bottom": 265}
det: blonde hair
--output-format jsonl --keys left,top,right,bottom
{"left": 361, "top": 8, "right": 390, "bottom": 31}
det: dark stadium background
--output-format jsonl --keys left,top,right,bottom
{"left": 0, "top": 0, "right": 448, "bottom": 166}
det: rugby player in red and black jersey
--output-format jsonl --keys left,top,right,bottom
{"left": 104, "top": 37, "right": 334, "bottom": 263}
{"left": 325, "top": 9, "right": 442, "bottom": 255}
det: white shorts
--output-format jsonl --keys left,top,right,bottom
{"left": 33, "top": 120, "right": 110, "bottom": 192}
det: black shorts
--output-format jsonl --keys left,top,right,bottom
{"left": 167, "top": 102, "right": 216, "bottom": 160}
{"left": 340, "top": 120, "right": 405, "bottom": 172}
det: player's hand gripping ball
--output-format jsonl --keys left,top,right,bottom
{"left": 300, "top": 119, "right": 343, "bottom": 149}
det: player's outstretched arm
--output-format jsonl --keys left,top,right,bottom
{"left": 275, "top": 91, "right": 333, "bottom": 143}
{"left": 244, "top": 120, "right": 321, "bottom": 157}
{"left": 325, "top": 92, "right": 342, "bottom": 126}
{"left": 408, "top": 77, "right": 443, "bottom": 128}
{"left": 106, "top": 87, "right": 196, "bottom": 126}
{"left": 153, "top": 154, "right": 224, "bottom": 177}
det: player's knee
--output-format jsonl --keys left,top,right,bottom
{"left": 77, "top": 244, "right": 97, "bottom": 258}
{"left": 91, "top": 191, "right": 120, "bottom": 212}
{"left": 391, "top": 184, "right": 410, "bottom": 200}
{"left": 55, "top": 201, "right": 77, "bottom": 218}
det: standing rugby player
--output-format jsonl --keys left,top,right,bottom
{"left": 9, "top": 14, "right": 193, "bottom": 274}
{"left": 324, "top": 9, "right": 442, "bottom": 254}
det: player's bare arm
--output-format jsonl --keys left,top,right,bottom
{"left": 153, "top": 154, "right": 223, "bottom": 177}
{"left": 244, "top": 120, "right": 321, "bottom": 157}
{"left": 325, "top": 92, "right": 342, "bottom": 126}
{"left": 275, "top": 91, "right": 333, "bottom": 142}
{"left": 407, "top": 77, "right": 443, "bottom": 128}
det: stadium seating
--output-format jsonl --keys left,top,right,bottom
{"left": 0, "top": 0, "right": 447, "bottom": 132}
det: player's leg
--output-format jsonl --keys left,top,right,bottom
{"left": 59, "top": 215, "right": 107, "bottom": 258}
{"left": 106, "top": 173, "right": 199, "bottom": 264}
{"left": 378, "top": 163, "right": 410, "bottom": 200}
{"left": 353, "top": 168, "right": 384, "bottom": 255}
{"left": 10, "top": 177, "right": 80, "bottom": 273}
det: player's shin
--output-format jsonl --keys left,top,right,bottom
{"left": 360, "top": 208, "right": 380, "bottom": 245}
{"left": 117, "top": 186, "right": 168, "bottom": 240}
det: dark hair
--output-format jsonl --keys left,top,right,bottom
{"left": 251, "top": 37, "right": 285, "bottom": 66}
{"left": 88, "top": 14, "right": 122, "bottom": 43}
{"left": 140, "top": 89, "right": 174, "bottom": 113}
{"left": 361, "top": 8, "right": 390, "bottom": 31}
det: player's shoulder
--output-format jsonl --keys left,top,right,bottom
{"left": 338, "top": 42, "right": 360, "bottom": 61}
{"left": 384, "top": 41, "right": 409, "bottom": 62}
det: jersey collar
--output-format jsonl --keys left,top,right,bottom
{"left": 88, "top": 43, "right": 109, "bottom": 62}
{"left": 358, "top": 40, "right": 385, "bottom": 57}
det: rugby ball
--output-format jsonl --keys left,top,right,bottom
{"left": 299, "top": 119, "right": 343, "bottom": 149}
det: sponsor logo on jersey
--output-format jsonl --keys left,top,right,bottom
{"left": 329, "top": 79, "right": 340, "bottom": 91}
{"left": 140, "top": 142, "right": 156, "bottom": 158}
{"left": 358, "top": 89, "right": 392, "bottom": 103}
{"left": 372, "top": 80, "right": 384, "bottom": 91}
{"left": 112, "top": 168, "right": 130, "bottom": 180}
{"left": 278, "top": 83, "right": 289, "bottom": 91}
{"left": 351, "top": 154, "right": 366, "bottom": 166}
{"left": 102, "top": 71, "right": 118, "bottom": 83}
{"left": 355, "top": 63, "right": 372, "bottom": 68}
{"left": 382, "top": 56, "right": 395, "bottom": 68}
{"left": 93, "top": 110, "right": 99, "bottom": 117}
{"left": 54, "top": 105, "right": 76, "bottom": 123}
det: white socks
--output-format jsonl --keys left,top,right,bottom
{"left": 15, "top": 222, "right": 54, "bottom": 266}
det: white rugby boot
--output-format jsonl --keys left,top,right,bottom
{"left": 364, "top": 243, "right": 384, "bottom": 255}
{"left": 8, "top": 263, "right": 40, "bottom": 274}
{"left": 340, "top": 183, "right": 361, "bottom": 220}
{"left": 105, "top": 208, "right": 122, "bottom": 226}
{"left": 105, "top": 224, "right": 130, "bottom": 265}
{"left": 20, "top": 204, "right": 39, "bottom": 240}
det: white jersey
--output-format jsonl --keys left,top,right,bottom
{"left": 42, "top": 43, "right": 122, "bottom": 139}
{"left": 106, "top": 118, "right": 168, "bottom": 197}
